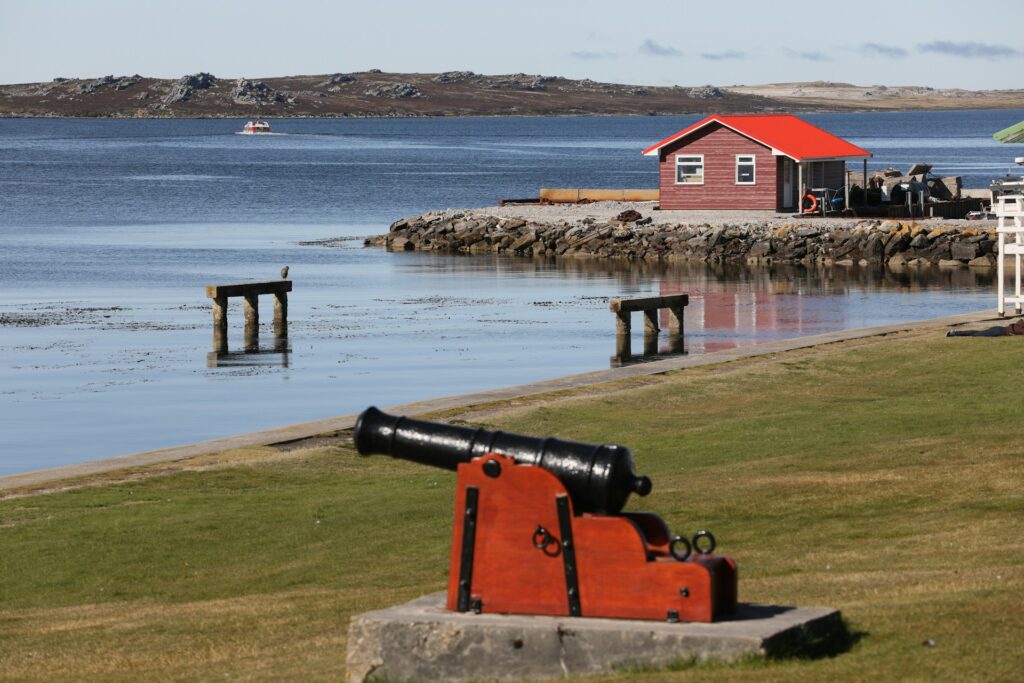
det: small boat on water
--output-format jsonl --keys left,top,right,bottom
{"left": 241, "top": 119, "right": 271, "bottom": 134}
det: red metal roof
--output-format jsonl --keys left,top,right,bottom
{"left": 642, "top": 114, "right": 872, "bottom": 161}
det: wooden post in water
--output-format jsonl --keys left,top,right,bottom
{"left": 667, "top": 305, "right": 685, "bottom": 353}
{"left": 614, "top": 310, "right": 631, "bottom": 336}
{"left": 243, "top": 294, "right": 259, "bottom": 351}
{"left": 212, "top": 295, "right": 228, "bottom": 353}
{"left": 614, "top": 331, "right": 631, "bottom": 361}
{"left": 274, "top": 291, "right": 288, "bottom": 338}
{"left": 642, "top": 309, "right": 659, "bottom": 335}
{"left": 642, "top": 309, "right": 659, "bottom": 354}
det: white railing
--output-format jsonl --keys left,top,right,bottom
{"left": 995, "top": 194, "right": 1024, "bottom": 316}
{"left": 994, "top": 194, "right": 1024, "bottom": 217}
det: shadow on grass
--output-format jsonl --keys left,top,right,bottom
{"left": 767, "top": 616, "right": 866, "bottom": 661}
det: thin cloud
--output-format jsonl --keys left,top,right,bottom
{"left": 702, "top": 50, "right": 746, "bottom": 61}
{"left": 918, "top": 41, "right": 1019, "bottom": 59}
{"left": 861, "top": 43, "right": 908, "bottom": 59}
{"left": 640, "top": 39, "right": 682, "bottom": 57}
{"left": 786, "top": 49, "right": 831, "bottom": 62}
{"left": 570, "top": 50, "right": 617, "bottom": 60}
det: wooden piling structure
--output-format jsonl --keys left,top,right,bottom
{"left": 205, "top": 280, "right": 292, "bottom": 352}
{"left": 609, "top": 294, "right": 688, "bottom": 363}
{"left": 212, "top": 295, "right": 229, "bottom": 353}
{"left": 274, "top": 291, "right": 288, "bottom": 338}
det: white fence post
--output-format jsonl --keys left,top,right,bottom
{"left": 995, "top": 195, "right": 1024, "bottom": 316}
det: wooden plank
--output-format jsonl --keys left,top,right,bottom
{"left": 609, "top": 295, "right": 688, "bottom": 313}
{"left": 205, "top": 280, "right": 292, "bottom": 298}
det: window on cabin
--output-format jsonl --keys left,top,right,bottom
{"left": 736, "top": 155, "right": 755, "bottom": 184}
{"left": 675, "top": 155, "right": 704, "bottom": 184}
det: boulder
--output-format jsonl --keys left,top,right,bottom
{"left": 616, "top": 210, "right": 642, "bottom": 222}
{"left": 748, "top": 240, "right": 773, "bottom": 258}
{"left": 863, "top": 235, "right": 885, "bottom": 261}
{"left": 364, "top": 83, "right": 422, "bottom": 99}
{"left": 432, "top": 71, "right": 476, "bottom": 83}
{"left": 162, "top": 72, "right": 216, "bottom": 104}
{"left": 687, "top": 85, "right": 723, "bottom": 99}
{"left": 888, "top": 253, "right": 908, "bottom": 269}
{"left": 324, "top": 74, "right": 355, "bottom": 85}
{"left": 885, "top": 233, "right": 911, "bottom": 256}
{"left": 508, "top": 231, "right": 537, "bottom": 252}
{"left": 951, "top": 241, "right": 980, "bottom": 261}
{"left": 232, "top": 79, "right": 278, "bottom": 104}
{"left": 968, "top": 254, "right": 996, "bottom": 268}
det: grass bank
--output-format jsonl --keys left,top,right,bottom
{"left": 1, "top": 328, "right": 1021, "bottom": 681}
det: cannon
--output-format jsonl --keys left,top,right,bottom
{"left": 354, "top": 406, "right": 737, "bottom": 622}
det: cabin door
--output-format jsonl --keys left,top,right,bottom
{"left": 782, "top": 159, "right": 794, "bottom": 209}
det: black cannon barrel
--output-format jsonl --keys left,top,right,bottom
{"left": 353, "top": 406, "right": 652, "bottom": 515}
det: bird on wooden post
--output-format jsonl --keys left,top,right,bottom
{"left": 280, "top": 266, "right": 289, "bottom": 279}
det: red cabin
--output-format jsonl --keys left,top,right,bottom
{"left": 642, "top": 114, "right": 872, "bottom": 212}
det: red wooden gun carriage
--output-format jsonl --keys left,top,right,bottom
{"left": 354, "top": 407, "right": 737, "bottom": 623}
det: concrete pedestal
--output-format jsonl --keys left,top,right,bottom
{"left": 346, "top": 593, "right": 842, "bottom": 682}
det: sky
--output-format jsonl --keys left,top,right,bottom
{"left": 3, "top": 0, "right": 1023, "bottom": 89}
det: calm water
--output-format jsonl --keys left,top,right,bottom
{"left": 1, "top": 112, "right": 1019, "bottom": 475}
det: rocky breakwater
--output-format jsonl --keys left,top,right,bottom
{"left": 366, "top": 210, "right": 999, "bottom": 269}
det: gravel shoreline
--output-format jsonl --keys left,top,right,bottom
{"left": 366, "top": 203, "right": 998, "bottom": 268}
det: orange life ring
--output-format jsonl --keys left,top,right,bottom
{"left": 801, "top": 193, "right": 818, "bottom": 214}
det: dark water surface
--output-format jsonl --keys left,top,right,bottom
{"left": 1, "top": 112, "right": 1018, "bottom": 474}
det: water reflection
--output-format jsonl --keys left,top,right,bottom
{"left": 610, "top": 332, "right": 686, "bottom": 367}
{"left": 479, "top": 256, "right": 999, "bottom": 362}
{"left": 206, "top": 338, "right": 291, "bottom": 368}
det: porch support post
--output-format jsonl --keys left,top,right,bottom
{"left": 797, "top": 162, "right": 803, "bottom": 211}
{"left": 863, "top": 159, "right": 868, "bottom": 202}
{"left": 844, "top": 161, "right": 850, "bottom": 212}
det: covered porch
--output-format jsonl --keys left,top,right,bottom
{"left": 777, "top": 156, "right": 870, "bottom": 214}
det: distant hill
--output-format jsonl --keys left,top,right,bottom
{"left": 2, "top": 72, "right": 1023, "bottom": 118}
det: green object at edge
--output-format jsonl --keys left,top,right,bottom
{"left": 993, "top": 120, "right": 1024, "bottom": 143}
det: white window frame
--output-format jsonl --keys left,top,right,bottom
{"left": 736, "top": 154, "right": 756, "bottom": 185}
{"left": 675, "top": 154, "right": 704, "bottom": 185}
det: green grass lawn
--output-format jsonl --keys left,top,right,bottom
{"left": 1, "top": 329, "right": 1022, "bottom": 682}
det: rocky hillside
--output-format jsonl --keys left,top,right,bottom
{"left": 4, "top": 71, "right": 1022, "bottom": 118}
{"left": 729, "top": 81, "right": 1024, "bottom": 111}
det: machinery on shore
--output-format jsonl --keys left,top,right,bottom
{"left": 990, "top": 156, "right": 1024, "bottom": 202}
{"left": 353, "top": 406, "right": 738, "bottom": 623}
